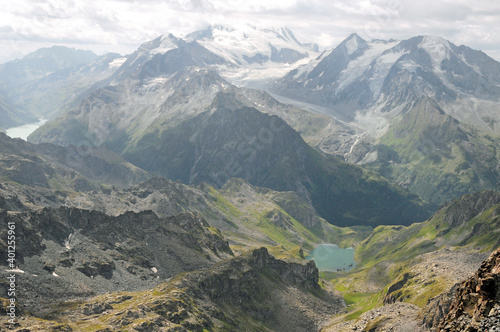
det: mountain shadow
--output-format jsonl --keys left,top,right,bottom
{"left": 120, "top": 92, "right": 433, "bottom": 227}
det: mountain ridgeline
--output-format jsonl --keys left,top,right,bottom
{"left": 23, "top": 27, "right": 500, "bottom": 211}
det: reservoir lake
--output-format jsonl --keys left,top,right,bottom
{"left": 5, "top": 119, "right": 47, "bottom": 141}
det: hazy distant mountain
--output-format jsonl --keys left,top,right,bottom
{"left": 0, "top": 92, "right": 37, "bottom": 129}
{"left": 0, "top": 46, "right": 97, "bottom": 87}
{"left": 0, "top": 46, "right": 125, "bottom": 121}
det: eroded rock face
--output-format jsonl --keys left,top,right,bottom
{"left": 0, "top": 207, "right": 233, "bottom": 315}
{"left": 438, "top": 247, "right": 500, "bottom": 331}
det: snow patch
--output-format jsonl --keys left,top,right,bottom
{"left": 151, "top": 35, "right": 179, "bottom": 55}
{"left": 337, "top": 40, "right": 400, "bottom": 94}
{"left": 399, "top": 59, "right": 420, "bottom": 73}
{"left": 345, "top": 36, "right": 359, "bottom": 55}
{"left": 144, "top": 77, "right": 169, "bottom": 89}
{"left": 109, "top": 57, "right": 127, "bottom": 68}
{"left": 419, "top": 36, "right": 451, "bottom": 70}
{"left": 64, "top": 233, "right": 73, "bottom": 250}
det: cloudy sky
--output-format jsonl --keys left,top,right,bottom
{"left": 1, "top": 0, "right": 500, "bottom": 63}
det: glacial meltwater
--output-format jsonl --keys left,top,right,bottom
{"left": 5, "top": 118, "right": 47, "bottom": 141}
{"left": 306, "top": 244, "right": 356, "bottom": 272}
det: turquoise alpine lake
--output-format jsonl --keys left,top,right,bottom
{"left": 306, "top": 244, "right": 356, "bottom": 272}
{"left": 6, "top": 118, "right": 47, "bottom": 141}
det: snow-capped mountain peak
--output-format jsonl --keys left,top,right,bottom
{"left": 139, "top": 33, "right": 184, "bottom": 55}
{"left": 418, "top": 35, "right": 452, "bottom": 69}
{"left": 273, "top": 33, "right": 500, "bottom": 133}
{"left": 186, "top": 24, "right": 318, "bottom": 65}
{"left": 183, "top": 24, "right": 320, "bottom": 86}
{"left": 343, "top": 33, "right": 368, "bottom": 55}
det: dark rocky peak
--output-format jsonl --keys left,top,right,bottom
{"left": 135, "top": 41, "right": 227, "bottom": 80}
{"left": 438, "top": 247, "right": 500, "bottom": 331}
{"left": 323, "top": 33, "right": 369, "bottom": 63}
{"left": 390, "top": 35, "right": 425, "bottom": 53}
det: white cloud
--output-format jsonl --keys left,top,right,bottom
{"left": 1, "top": 0, "right": 500, "bottom": 63}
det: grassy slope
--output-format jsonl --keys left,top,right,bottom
{"left": 326, "top": 190, "right": 500, "bottom": 320}
{"left": 369, "top": 98, "right": 500, "bottom": 205}
{"left": 203, "top": 178, "right": 371, "bottom": 256}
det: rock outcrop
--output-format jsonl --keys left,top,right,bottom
{"left": 438, "top": 247, "right": 500, "bottom": 331}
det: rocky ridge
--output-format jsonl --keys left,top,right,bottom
{"left": 0, "top": 207, "right": 233, "bottom": 315}
{"left": 2, "top": 248, "right": 345, "bottom": 332}
{"left": 0, "top": 175, "right": 345, "bottom": 253}
{"left": 437, "top": 247, "right": 500, "bottom": 331}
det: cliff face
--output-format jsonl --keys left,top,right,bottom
{"left": 438, "top": 247, "right": 500, "bottom": 331}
